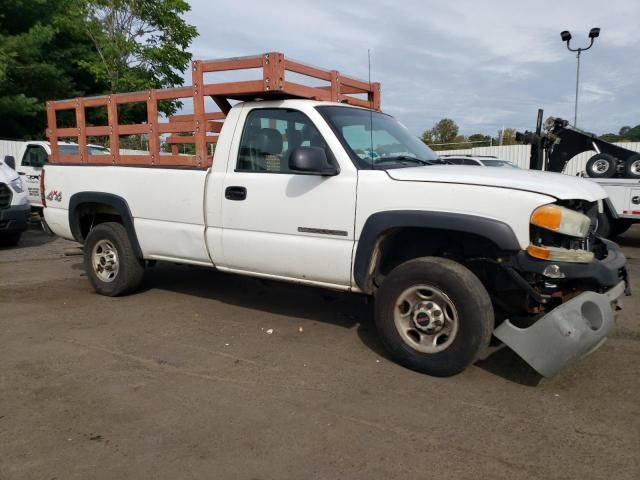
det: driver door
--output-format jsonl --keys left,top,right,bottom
{"left": 17, "top": 144, "right": 47, "bottom": 205}
{"left": 217, "top": 107, "right": 357, "bottom": 288}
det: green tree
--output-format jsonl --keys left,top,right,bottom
{"left": 0, "top": 0, "right": 197, "bottom": 139}
{"left": 498, "top": 127, "right": 518, "bottom": 145}
{"left": 0, "top": 0, "right": 105, "bottom": 138}
{"left": 421, "top": 118, "right": 460, "bottom": 151}
{"left": 80, "top": 0, "right": 197, "bottom": 118}
{"left": 468, "top": 133, "right": 491, "bottom": 146}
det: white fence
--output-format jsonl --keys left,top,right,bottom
{"left": 440, "top": 142, "right": 640, "bottom": 175}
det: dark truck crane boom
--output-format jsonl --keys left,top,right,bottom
{"left": 517, "top": 110, "right": 640, "bottom": 178}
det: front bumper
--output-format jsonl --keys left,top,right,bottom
{"left": 0, "top": 203, "right": 30, "bottom": 234}
{"left": 494, "top": 281, "right": 624, "bottom": 377}
{"left": 494, "top": 239, "right": 628, "bottom": 377}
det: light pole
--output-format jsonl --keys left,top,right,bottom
{"left": 560, "top": 27, "right": 600, "bottom": 127}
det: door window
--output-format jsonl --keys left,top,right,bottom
{"left": 22, "top": 145, "right": 48, "bottom": 168}
{"left": 237, "top": 109, "right": 333, "bottom": 173}
{"left": 462, "top": 158, "right": 481, "bottom": 166}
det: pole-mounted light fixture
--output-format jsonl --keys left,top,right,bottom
{"left": 560, "top": 28, "right": 600, "bottom": 127}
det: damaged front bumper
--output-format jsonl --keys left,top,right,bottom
{"left": 494, "top": 239, "right": 628, "bottom": 377}
{"left": 494, "top": 281, "right": 624, "bottom": 377}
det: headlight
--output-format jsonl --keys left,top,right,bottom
{"left": 530, "top": 204, "right": 591, "bottom": 238}
{"left": 527, "top": 245, "right": 594, "bottom": 263}
{"left": 9, "top": 177, "right": 24, "bottom": 193}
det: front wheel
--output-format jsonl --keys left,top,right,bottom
{"left": 375, "top": 257, "right": 493, "bottom": 377}
{"left": 83, "top": 222, "right": 144, "bottom": 296}
{"left": 0, "top": 232, "right": 22, "bottom": 247}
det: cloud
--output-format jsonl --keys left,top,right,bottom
{"left": 183, "top": 0, "right": 640, "bottom": 135}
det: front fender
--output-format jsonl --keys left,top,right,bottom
{"left": 353, "top": 210, "right": 521, "bottom": 293}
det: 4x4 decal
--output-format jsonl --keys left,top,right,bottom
{"left": 46, "top": 190, "right": 63, "bottom": 202}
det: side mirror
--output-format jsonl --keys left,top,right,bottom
{"left": 289, "top": 146, "right": 338, "bottom": 176}
{"left": 3, "top": 155, "right": 16, "bottom": 170}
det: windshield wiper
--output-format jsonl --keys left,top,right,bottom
{"left": 376, "top": 156, "right": 434, "bottom": 166}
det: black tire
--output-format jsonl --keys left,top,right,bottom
{"left": 611, "top": 219, "right": 633, "bottom": 238}
{"left": 83, "top": 222, "right": 144, "bottom": 296}
{"left": 624, "top": 154, "right": 640, "bottom": 179}
{"left": 375, "top": 257, "right": 493, "bottom": 377}
{"left": 595, "top": 212, "right": 612, "bottom": 238}
{"left": 585, "top": 153, "right": 617, "bottom": 178}
{"left": 0, "top": 232, "right": 22, "bottom": 247}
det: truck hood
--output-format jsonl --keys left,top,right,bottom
{"left": 386, "top": 166, "right": 607, "bottom": 201}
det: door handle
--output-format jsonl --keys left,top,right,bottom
{"left": 225, "top": 186, "right": 247, "bottom": 201}
{"left": 17, "top": 171, "right": 26, "bottom": 175}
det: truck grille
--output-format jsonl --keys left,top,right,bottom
{"left": 0, "top": 183, "right": 12, "bottom": 208}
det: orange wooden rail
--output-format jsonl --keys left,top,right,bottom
{"left": 46, "top": 52, "right": 382, "bottom": 169}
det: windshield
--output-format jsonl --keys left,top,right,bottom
{"left": 317, "top": 106, "right": 438, "bottom": 168}
{"left": 481, "top": 159, "right": 519, "bottom": 168}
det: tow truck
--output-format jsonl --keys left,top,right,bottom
{"left": 518, "top": 111, "right": 640, "bottom": 237}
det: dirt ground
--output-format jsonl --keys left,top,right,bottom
{"left": 1, "top": 226, "right": 639, "bottom": 480}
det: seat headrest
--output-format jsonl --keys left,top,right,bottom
{"left": 255, "top": 128, "right": 283, "bottom": 155}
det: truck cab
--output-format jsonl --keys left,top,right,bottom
{"left": 12, "top": 141, "right": 109, "bottom": 208}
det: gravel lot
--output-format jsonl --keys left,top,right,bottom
{"left": 1, "top": 226, "right": 639, "bottom": 479}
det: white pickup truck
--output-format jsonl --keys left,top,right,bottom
{"left": 41, "top": 99, "right": 630, "bottom": 378}
{"left": 4, "top": 141, "right": 109, "bottom": 208}
{"left": 40, "top": 53, "right": 629, "bottom": 378}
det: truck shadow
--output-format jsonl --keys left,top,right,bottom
{"left": 142, "top": 263, "right": 542, "bottom": 386}
{"left": 0, "top": 225, "right": 56, "bottom": 251}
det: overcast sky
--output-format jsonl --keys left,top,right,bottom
{"left": 183, "top": 0, "right": 639, "bottom": 137}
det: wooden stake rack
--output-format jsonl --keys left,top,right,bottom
{"left": 46, "top": 52, "right": 381, "bottom": 169}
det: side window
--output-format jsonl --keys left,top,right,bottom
{"left": 237, "top": 108, "right": 333, "bottom": 173}
{"left": 447, "top": 158, "right": 464, "bottom": 165}
{"left": 463, "top": 159, "right": 481, "bottom": 166}
{"left": 22, "top": 146, "right": 48, "bottom": 168}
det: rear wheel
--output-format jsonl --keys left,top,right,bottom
{"left": 83, "top": 222, "right": 144, "bottom": 296}
{"left": 586, "top": 153, "right": 617, "bottom": 178}
{"left": 375, "top": 257, "right": 493, "bottom": 377}
{"left": 624, "top": 154, "right": 640, "bottom": 179}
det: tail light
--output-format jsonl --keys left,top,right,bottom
{"left": 40, "top": 169, "right": 47, "bottom": 207}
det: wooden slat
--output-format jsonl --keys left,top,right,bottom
{"left": 169, "top": 112, "right": 225, "bottom": 122}
{"left": 49, "top": 99, "right": 77, "bottom": 110}
{"left": 282, "top": 82, "right": 332, "bottom": 101}
{"left": 46, "top": 101, "right": 59, "bottom": 163}
{"left": 55, "top": 127, "right": 79, "bottom": 137}
{"left": 113, "top": 91, "right": 149, "bottom": 104}
{"left": 165, "top": 135, "right": 218, "bottom": 144}
{"left": 263, "top": 52, "right": 284, "bottom": 92}
{"left": 154, "top": 86, "right": 193, "bottom": 100}
{"left": 200, "top": 55, "right": 263, "bottom": 72}
{"left": 76, "top": 98, "right": 87, "bottom": 163}
{"left": 118, "top": 124, "right": 152, "bottom": 135}
{"left": 57, "top": 155, "right": 81, "bottom": 164}
{"left": 284, "top": 58, "right": 332, "bottom": 81}
{"left": 206, "top": 121, "right": 223, "bottom": 133}
{"left": 86, "top": 126, "right": 111, "bottom": 136}
{"left": 157, "top": 121, "right": 195, "bottom": 134}
{"left": 154, "top": 155, "right": 199, "bottom": 167}
{"left": 339, "top": 75, "right": 372, "bottom": 92}
{"left": 147, "top": 90, "right": 160, "bottom": 163}
{"left": 107, "top": 95, "right": 120, "bottom": 160}
{"left": 204, "top": 80, "right": 265, "bottom": 96}
{"left": 192, "top": 60, "right": 206, "bottom": 168}
{"left": 83, "top": 96, "right": 110, "bottom": 107}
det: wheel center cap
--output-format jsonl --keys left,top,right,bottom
{"left": 412, "top": 302, "right": 444, "bottom": 333}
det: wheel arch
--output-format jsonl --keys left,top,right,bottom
{"left": 68, "top": 192, "right": 143, "bottom": 258}
{"left": 353, "top": 211, "right": 521, "bottom": 294}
